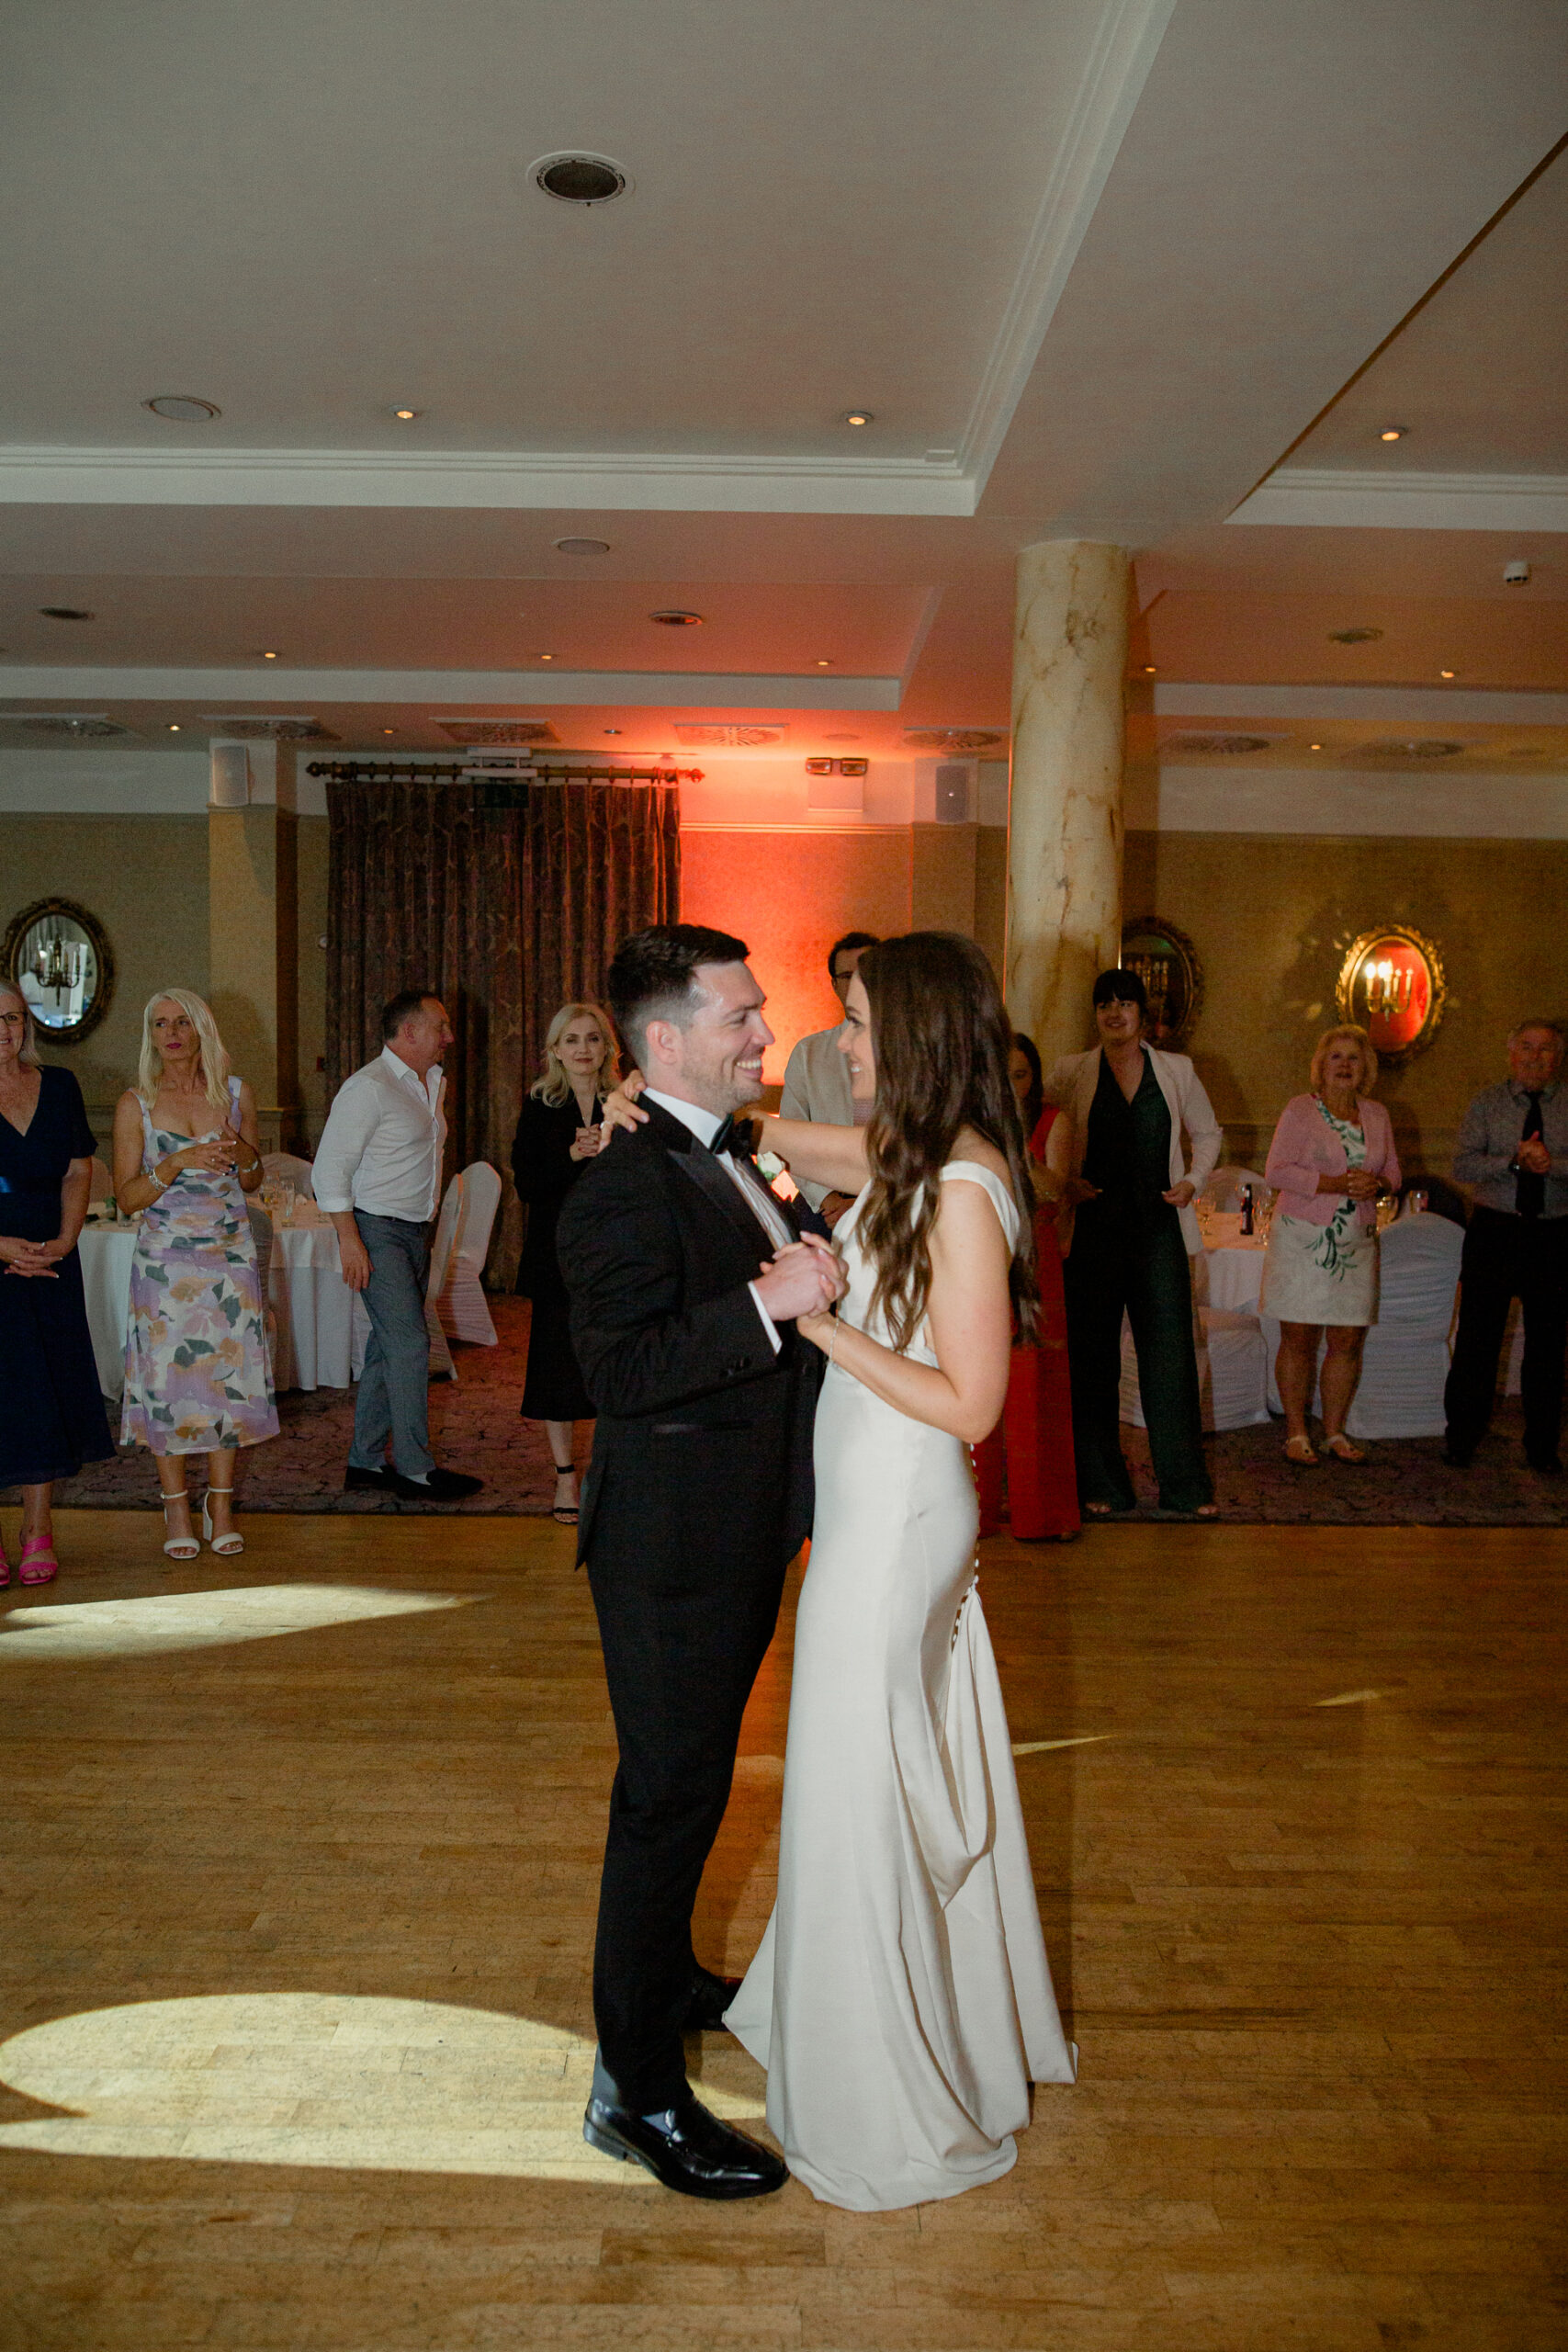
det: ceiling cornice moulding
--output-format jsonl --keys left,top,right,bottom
{"left": 0, "top": 446, "right": 975, "bottom": 519}
{"left": 1229, "top": 469, "right": 1568, "bottom": 534}
{"left": 0, "top": 665, "right": 902, "bottom": 711}
{"left": 957, "top": 0, "right": 1177, "bottom": 493}
{"left": 1154, "top": 683, "right": 1568, "bottom": 726}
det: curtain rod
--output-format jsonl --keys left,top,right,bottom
{"left": 304, "top": 760, "right": 700, "bottom": 783}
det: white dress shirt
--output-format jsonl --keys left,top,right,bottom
{"left": 313, "top": 1046, "right": 447, "bottom": 1221}
{"left": 642, "top": 1087, "right": 792, "bottom": 1351}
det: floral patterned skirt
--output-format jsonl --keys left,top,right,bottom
{"left": 121, "top": 1209, "right": 279, "bottom": 1456}
{"left": 1259, "top": 1212, "right": 1380, "bottom": 1328}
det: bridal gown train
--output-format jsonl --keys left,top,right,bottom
{"left": 726, "top": 1162, "right": 1076, "bottom": 2211}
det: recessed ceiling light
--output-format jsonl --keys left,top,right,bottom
{"left": 1440, "top": 669, "right": 1456, "bottom": 680}
{"left": 843, "top": 411, "right": 873, "bottom": 427}
{"left": 604, "top": 727, "right": 622, "bottom": 735}
{"left": 1144, "top": 664, "right": 1156, "bottom": 674}
{"left": 650, "top": 610, "right": 704, "bottom": 628}
{"left": 555, "top": 537, "right": 611, "bottom": 556}
{"left": 261, "top": 650, "right": 279, "bottom": 661}
{"left": 1309, "top": 742, "right": 1324, "bottom": 751}
{"left": 537, "top": 652, "right": 554, "bottom": 661}
{"left": 39, "top": 606, "right": 94, "bottom": 621}
{"left": 816, "top": 658, "right": 832, "bottom": 667}
{"left": 168, "top": 723, "right": 181, "bottom": 732}
{"left": 145, "top": 395, "right": 220, "bottom": 423}
{"left": 383, "top": 728, "right": 395, "bottom": 735}
{"left": 391, "top": 407, "right": 420, "bottom": 421}
{"left": 531, "top": 152, "right": 629, "bottom": 205}
{"left": 1379, "top": 426, "right": 1407, "bottom": 442}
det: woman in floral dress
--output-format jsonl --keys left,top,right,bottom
{"left": 1260, "top": 1024, "right": 1401, "bottom": 1465}
{"left": 112, "top": 990, "right": 277, "bottom": 1556}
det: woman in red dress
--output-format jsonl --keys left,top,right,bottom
{"left": 973, "top": 1035, "right": 1080, "bottom": 1541}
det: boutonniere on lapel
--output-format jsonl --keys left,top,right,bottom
{"left": 756, "top": 1148, "right": 800, "bottom": 1204}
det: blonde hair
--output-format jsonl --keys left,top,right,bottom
{"left": 1311, "top": 1023, "right": 1378, "bottom": 1097}
{"left": 531, "top": 1001, "right": 620, "bottom": 1106}
{"left": 138, "top": 989, "right": 232, "bottom": 1119}
{"left": 0, "top": 980, "right": 40, "bottom": 1069}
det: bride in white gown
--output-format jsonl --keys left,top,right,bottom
{"left": 725, "top": 931, "right": 1076, "bottom": 2211}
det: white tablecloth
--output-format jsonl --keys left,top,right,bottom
{"left": 78, "top": 1210, "right": 359, "bottom": 1400}
{"left": 1195, "top": 1224, "right": 1269, "bottom": 1315}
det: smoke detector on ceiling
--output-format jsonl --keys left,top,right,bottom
{"left": 200, "top": 716, "right": 338, "bottom": 741}
{"left": 673, "top": 723, "right": 789, "bottom": 748}
{"left": 438, "top": 720, "right": 560, "bottom": 747}
{"left": 901, "top": 728, "right": 1006, "bottom": 753}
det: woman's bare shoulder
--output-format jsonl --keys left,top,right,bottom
{"left": 946, "top": 1126, "right": 1010, "bottom": 1182}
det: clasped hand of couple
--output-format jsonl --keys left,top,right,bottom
{"left": 598, "top": 1072, "right": 847, "bottom": 1335}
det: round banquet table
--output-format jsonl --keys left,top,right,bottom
{"left": 1193, "top": 1213, "right": 1269, "bottom": 1314}
{"left": 77, "top": 1206, "right": 364, "bottom": 1400}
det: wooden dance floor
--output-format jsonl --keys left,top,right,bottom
{"left": 1, "top": 1510, "right": 1562, "bottom": 2350}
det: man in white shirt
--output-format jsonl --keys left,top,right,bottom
{"left": 778, "top": 930, "right": 878, "bottom": 1227}
{"left": 313, "top": 989, "right": 483, "bottom": 1502}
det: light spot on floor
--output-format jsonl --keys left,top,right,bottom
{"left": 0, "top": 1585, "right": 478, "bottom": 1663}
{"left": 0, "top": 1993, "right": 762, "bottom": 2181}
{"left": 1315, "top": 1689, "right": 1383, "bottom": 1707}
{"left": 1012, "top": 1736, "right": 1112, "bottom": 1755}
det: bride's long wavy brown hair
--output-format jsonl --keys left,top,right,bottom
{"left": 856, "top": 931, "right": 1039, "bottom": 1350}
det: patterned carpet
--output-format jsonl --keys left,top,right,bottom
{"left": 12, "top": 1295, "right": 1562, "bottom": 1525}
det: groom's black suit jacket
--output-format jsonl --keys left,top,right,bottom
{"left": 557, "top": 1097, "right": 821, "bottom": 1580}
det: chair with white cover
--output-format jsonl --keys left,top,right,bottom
{"left": 434, "top": 1160, "right": 502, "bottom": 1345}
{"left": 422, "top": 1174, "right": 462, "bottom": 1379}
{"left": 87, "top": 1156, "right": 113, "bottom": 1204}
{"left": 262, "top": 1151, "right": 316, "bottom": 1198}
{"left": 245, "top": 1199, "right": 279, "bottom": 1386}
{"left": 1262, "top": 1214, "right": 1462, "bottom": 1437}
{"left": 1120, "top": 1306, "right": 1270, "bottom": 1434}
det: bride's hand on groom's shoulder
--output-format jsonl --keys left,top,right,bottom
{"left": 598, "top": 1070, "right": 649, "bottom": 1144}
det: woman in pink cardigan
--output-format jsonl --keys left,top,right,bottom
{"left": 1260, "top": 1025, "right": 1401, "bottom": 1465}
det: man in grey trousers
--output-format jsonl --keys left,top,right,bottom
{"left": 314, "top": 989, "right": 483, "bottom": 1502}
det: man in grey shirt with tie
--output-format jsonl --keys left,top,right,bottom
{"left": 1445, "top": 1018, "right": 1568, "bottom": 1475}
{"left": 314, "top": 989, "right": 483, "bottom": 1502}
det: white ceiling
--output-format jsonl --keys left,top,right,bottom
{"left": 1, "top": 0, "right": 1564, "bottom": 759}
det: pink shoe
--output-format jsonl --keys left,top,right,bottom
{"left": 0, "top": 1534, "right": 9, "bottom": 1588}
{"left": 19, "top": 1538, "right": 58, "bottom": 1587}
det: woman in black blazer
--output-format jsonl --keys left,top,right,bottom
{"left": 513, "top": 1001, "right": 620, "bottom": 1523}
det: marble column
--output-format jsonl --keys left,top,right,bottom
{"left": 207, "top": 740, "right": 301, "bottom": 1149}
{"left": 1005, "top": 539, "right": 1129, "bottom": 1069}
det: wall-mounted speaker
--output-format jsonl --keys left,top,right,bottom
{"left": 934, "top": 760, "right": 975, "bottom": 824}
{"left": 209, "top": 743, "right": 251, "bottom": 808}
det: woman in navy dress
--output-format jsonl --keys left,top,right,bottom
{"left": 0, "top": 981, "right": 114, "bottom": 1585}
{"left": 512, "top": 1001, "right": 619, "bottom": 1524}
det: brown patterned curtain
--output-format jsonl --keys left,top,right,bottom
{"left": 326, "top": 774, "right": 680, "bottom": 1284}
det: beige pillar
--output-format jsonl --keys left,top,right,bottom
{"left": 207, "top": 741, "right": 301, "bottom": 1150}
{"left": 1005, "top": 539, "right": 1130, "bottom": 1069}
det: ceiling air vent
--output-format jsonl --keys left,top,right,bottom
{"left": 438, "top": 720, "right": 560, "bottom": 747}
{"left": 1359, "top": 739, "right": 1463, "bottom": 760}
{"left": 1328, "top": 627, "right": 1383, "bottom": 645}
{"left": 674, "top": 723, "right": 789, "bottom": 748}
{"left": 200, "top": 716, "right": 337, "bottom": 741}
{"left": 15, "top": 714, "right": 135, "bottom": 740}
{"left": 530, "top": 153, "right": 629, "bottom": 206}
{"left": 1165, "top": 733, "right": 1277, "bottom": 757}
{"left": 902, "top": 728, "right": 1006, "bottom": 753}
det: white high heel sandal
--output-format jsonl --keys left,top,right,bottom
{"left": 200, "top": 1486, "right": 244, "bottom": 1557}
{"left": 161, "top": 1488, "right": 200, "bottom": 1561}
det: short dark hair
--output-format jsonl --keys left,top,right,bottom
{"left": 381, "top": 988, "right": 438, "bottom": 1043}
{"left": 1091, "top": 967, "right": 1147, "bottom": 1014}
{"left": 829, "top": 931, "right": 880, "bottom": 979}
{"left": 607, "top": 923, "right": 750, "bottom": 1069}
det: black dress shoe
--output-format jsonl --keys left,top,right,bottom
{"left": 1442, "top": 1446, "right": 1472, "bottom": 1469}
{"left": 389, "top": 1466, "right": 485, "bottom": 1501}
{"left": 583, "top": 2090, "right": 787, "bottom": 2199}
{"left": 1526, "top": 1451, "right": 1563, "bottom": 1476}
{"left": 344, "top": 1464, "right": 393, "bottom": 1492}
{"left": 684, "top": 1967, "right": 743, "bottom": 2031}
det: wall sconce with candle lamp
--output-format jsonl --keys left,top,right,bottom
{"left": 1336, "top": 926, "right": 1447, "bottom": 1066}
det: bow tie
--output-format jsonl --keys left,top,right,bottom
{"left": 709, "top": 1114, "right": 752, "bottom": 1159}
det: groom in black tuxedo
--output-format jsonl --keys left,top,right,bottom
{"left": 558, "top": 924, "right": 842, "bottom": 2199}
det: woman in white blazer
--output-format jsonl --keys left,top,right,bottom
{"left": 1045, "top": 969, "right": 1222, "bottom": 1517}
